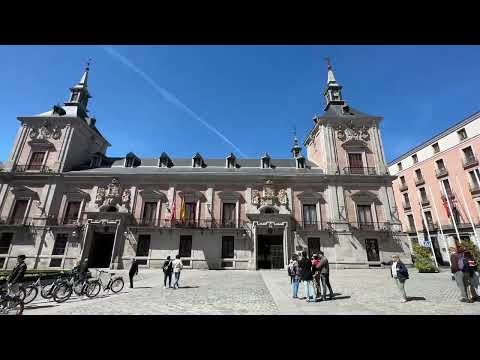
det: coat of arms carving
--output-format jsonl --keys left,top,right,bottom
{"left": 251, "top": 180, "right": 289, "bottom": 208}
{"left": 95, "top": 178, "right": 130, "bottom": 210}
{"left": 334, "top": 121, "right": 370, "bottom": 143}
{"left": 29, "top": 122, "right": 62, "bottom": 141}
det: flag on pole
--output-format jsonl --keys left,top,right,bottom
{"left": 180, "top": 196, "right": 186, "bottom": 224}
{"left": 170, "top": 193, "right": 176, "bottom": 223}
{"left": 442, "top": 195, "right": 451, "bottom": 218}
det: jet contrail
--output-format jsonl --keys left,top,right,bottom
{"left": 103, "top": 46, "right": 248, "bottom": 158}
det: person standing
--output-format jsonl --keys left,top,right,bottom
{"left": 449, "top": 246, "right": 470, "bottom": 303}
{"left": 7, "top": 255, "right": 27, "bottom": 297}
{"left": 311, "top": 254, "right": 322, "bottom": 301}
{"left": 464, "top": 250, "right": 478, "bottom": 301}
{"left": 163, "top": 256, "right": 174, "bottom": 289}
{"left": 381, "top": 254, "right": 409, "bottom": 303}
{"left": 318, "top": 251, "right": 334, "bottom": 301}
{"left": 289, "top": 255, "right": 300, "bottom": 299}
{"left": 129, "top": 259, "right": 139, "bottom": 288}
{"left": 172, "top": 255, "right": 183, "bottom": 289}
{"left": 298, "top": 251, "right": 315, "bottom": 302}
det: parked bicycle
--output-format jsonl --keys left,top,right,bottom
{"left": 0, "top": 284, "right": 24, "bottom": 315}
{"left": 86, "top": 269, "right": 124, "bottom": 298}
{"left": 53, "top": 272, "right": 97, "bottom": 303}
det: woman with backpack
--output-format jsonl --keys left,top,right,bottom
{"left": 464, "top": 251, "right": 479, "bottom": 301}
{"left": 163, "top": 256, "right": 173, "bottom": 289}
{"left": 288, "top": 255, "right": 300, "bottom": 299}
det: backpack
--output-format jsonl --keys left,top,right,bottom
{"left": 288, "top": 263, "right": 295, "bottom": 276}
{"left": 163, "top": 261, "right": 171, "bottom": 272}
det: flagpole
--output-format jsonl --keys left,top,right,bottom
{"left": 455, "top": 175, "right": 480, "bottom": 250}
{"left": 428, "top": 184, "right": 451, "bottom": 266}
{"left": 415, "top": 190, "right": 439, "bottom": 269}
{"left": 440, "top": 180, "right": 461, "bottom": 244}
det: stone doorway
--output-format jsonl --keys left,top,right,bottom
{"left": 88, "top": 232, "right": 115, "bottom": 268}
{"left": 257, "top": 235, "right": 284, "bottom": 269}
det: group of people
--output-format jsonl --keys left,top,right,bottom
{"left": 288, "top": 251, "right": 334, "bottom": 302}
{"left": 449, "top": 245, "right": 479, "bottom": 303}
{"left": 129, "top": 254, "right": 184, "bottom": 289}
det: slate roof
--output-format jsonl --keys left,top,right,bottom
{"left": 316, "top": 104, "right": 379, "bottom": 121}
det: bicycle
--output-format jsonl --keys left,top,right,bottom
{"left": 86, "top": 269, "right": 124, "bottom": 298}
{"left": 39, "top": 273, "right": 70, "bottom": 300}
{"left": 53, "top": 271, "right": 96, "bottom": 303}
{"left": 0, "top": 284, "right": 25, "bottom": 315}
{"left": 0, "top": 276, "right": 26, "bottom": 303}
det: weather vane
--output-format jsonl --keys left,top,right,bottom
{"left": 86, "top": 58, "right": 92, "bottom": 70}
{"left": 324, "top": 57, "right": 331, "bottom": 69}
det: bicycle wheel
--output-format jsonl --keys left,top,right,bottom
{"left": 16, "top": 287, "right": 26, "bottom": 302}
{"left": 85, "top": 280, "right": 101, "bottom": 298}
{"left": 110, "top": 277, "right": 124, "bottom": 293}
{"left": 23, "top": 285, "right": 38, "bottom": 305}
{"left": 41, "top": 283, "right": 55, "bottom": 299}
{"left": 13, "top": 300, "right": 24, "bottom": 315}
{"left": 73, "top": 280, "right": 85, "bottom": 296}
{"left": 53, "top": 283, "right": 72, "bottom": 303}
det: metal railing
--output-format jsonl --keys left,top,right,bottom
{"left": 349, "top": 222, "right": 393, "bottom": 232}
{"left": 403, "top": 201, "right": 411, "bottom": 210}
{"left": 0, "top": 217, "right": 34, "bottom": 226}
{"left": 435, "top": 167, "right": 448, "bottom": 178}
{"left": 130, "top": 218, "right": 246, "bottom": 229}
{"left": 421, "top": 198, "right": 430, "bottom": 206}
{"left": 463, "top": 156, "right": 478, "bottom": 169}
{"left": 399, "top": 183, "right": 408, "bottom": 192}
{"left": 469, "top": 183, "right": 480, "bottom": 195}
{"left": 415, "top": 176, "right": 425, "bottom": 186}
{"left": 295, "top": 220, "right": 330, "bottom": 231}
{"left": 343, "top": 167, "right": 377, "bottom": 175}
{"left": 11, "top": 164, "right": 53, "bottom": 174}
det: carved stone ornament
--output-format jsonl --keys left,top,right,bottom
{"left": 29, "top": 128, "right": 39, "bottom": 139}
{"left": 28, "top": 122, "right": 62, "bottom": 141}
{"left": 251, "top": 180, "right": 288, "bottom": 208}
{"left": 335, "top": 121, "right": 370, "bottom": 143}
{"left": 95, "top": 178, "right": 130, "bottom": 209}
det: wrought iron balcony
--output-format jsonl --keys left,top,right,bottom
{"left": 11, "top": 165, "right": 53, "bottom": 174}
{"left": 349, "top": 222, "right": 392, "bottom": 232}
{"left": 421, "top": 198, "right": 430, "bottom": 206}
{"left": 130, "top": 218, "right": 244, "bottom": 229}
{"left": 403, "top": 201, "right": 411, "bottom": 210}
{"left": 415, "top": 177, "right": 425, "bottom": 186}
{"left": 469, "top": 183, "right": 480, "bottom": 195}
{"left": 463, "top": 156, "right": 479, "bottom": 169}
{"left": 0, "top": 217, "right": 33, "bottom": 226}
{"left": 295, "top": 220, "right": 329, "bottom": 231}
{"left": 435, "top": 167, "right": 448, "bottom": 178}
{"left": 399, "top": 183, "right": 408, "bottom": 192}
{"left": 343, "top": 167, "right": 377, "bottom": 175}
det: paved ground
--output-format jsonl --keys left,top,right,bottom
{"left": 24, "top": 269, "right": 480, "bottom": 315}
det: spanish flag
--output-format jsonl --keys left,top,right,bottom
{"left": 170, "top": 193, "right": 176, "bottom": 223}
{"left": 180, "top": 196, "right": 186, "bottom": 223}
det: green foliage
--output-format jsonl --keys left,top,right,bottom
{"left": 412, "top": 243, "right": 438, "bottom": 273}
{"left": 460, "top": 240, "right": 480, "bottom": 262}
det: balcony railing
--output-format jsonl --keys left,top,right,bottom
{"left": 349, "top": 222, "right": 393, "bottom": 232}
{"left": 463, "top": 156, "right": 479, "bottom": 169}
{"left": 469, "top": 183, "right": 480, "bottom": 195}
{"left": 399, "top": 183, "right": 408, "bottom": 192}
{"left": 343, "top": 167, "right": 377, "bottom": 175}
{"left": 415, "top": 177, "right": 425, "bottom": 186}
{"left": 403, "top": 202, "right": 411, "bottom": 210}
{"left": 11, "top": 165, "right": 53, "bottom": 174}
{"left": 295, "top": 220, "right": 330, "bottom": 231}
{"left": 435, "top": 167, "right": 448, "bottom": 178}
{"left": 421, "top": 198, "right": 430, "bottom": 206}
{"left": 130, "top": 218, "right": 245, "bottom": 229}
{"left": 0, "top": 217, "right": 34, "bottom": 226}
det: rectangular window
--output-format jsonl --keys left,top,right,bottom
{"left": 179, "top": 235, "right": 192, "bottom": 259}
{"left": 424, "top": 211, "right": 434, "bottom": 229}
{"left": 49, "top": 233, "right": 68, "bottom": 267}
{"left": 415, "top": 169, "right": 422, "bottom": 181}
{"left": 222, "top": 236, "right": 234, "bottom": 259}
{"left": 357, "top": 205, "right": 374, "bottom": 229}
{"left": 9, "top": 199, "right": 28, "bottom": 225}
{"left": 397, "top": 162, "right": 403, "bottom": 171}
{"left": 63, "top": 201, "right": 81, "bottom": 224}
{"left": 403, "top": 193, "right": 410, "bottom": 207}
{"left": 136, "top": 234, "right": 151, "bottom": 265}
{"left": 458, "top": 128, "right": 468, "bottom": 141}
{"left": 348, "top": 153, "right": 364, "bottom": 174}
{"left": 419, "top": 187, "right": 428, "bottom": 203}
{"left": 0, "top": 233, "right": 13, "bottom": 255}
{"left": 463, "top": 146, "right": 475, "bottom": 161}
{"left": 469, "top": 171, "right": 479, "bottom": 189}
{"left": 436, "top": 159, "right": 445, "bottom": 170}
{"left": 303, "top": 204, "right": 317, "bottom": 226}
{"left": 442, "top": 179, "right": 453, "bottom": 197}
{"left": 28, "top": 151, "right": 46, "bottom": 170}
{"left": 412, "top": 154, "right": 418, "bottom": 164}
{"left": 307, "top": 238, "right": 320, "bottom": 259}
{"left": 184, "top": 202, "right": 196, "bottom": 224}
{"left": 222, "top": 203, "right": 236, "bottom": 227}
{"left": 400, "top": 176, "right": 406, "bottom": 186}
{"left": 142, "top": 202, "right": 157, "bottom": 225}
{"left": 432, "top": 143, "right": 440, "bottom": 153}
{"left": 407, "top": 214, "right": 416, "bottom": 232}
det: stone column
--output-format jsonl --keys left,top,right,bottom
{"left": 206, "top": 187, "right": 213, "bottom": 222}
{"left": 8, "top": 124, "right": 28, "bottom": 170}
{"left": 251, "top": 222, "right": 257, "bottom": 270}
{"left": 283, "top": 222, "right": 288, "bottom": 269}
{"left": 378, "top": 186, "right": 393, "bottom": 222}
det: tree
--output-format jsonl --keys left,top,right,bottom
{"left": 412, "top": 243, "right": 438, "bottom": 273}
{"left": 460, "top": 239, "right": 480, "bottom": 263}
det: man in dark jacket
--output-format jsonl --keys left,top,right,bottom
{"left": 297, "top": 251, "right": 315, "bottom": 302}
{"left": 129, "top": 259, "right": 139, "bottom": 288}
{"left": 318, "top": 251, "right": 334, "bottom": 301}
{"left": 7, "top": 254, "right": 27, "bottom": 296}
{"left": 163, "top": 256, "right": 173, "bottom": 289}
{"left": 449, "top": 246, "right": 469, "bottom": 302}
{"left": 382, "top": 255, "right": 409, "bottom": 303}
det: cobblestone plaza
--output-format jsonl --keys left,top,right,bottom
{"left": 24, "top": 269, "right": 479, "bottom": 315}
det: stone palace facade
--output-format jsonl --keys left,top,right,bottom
{"left": 0, "top": 63, "right": 411, "bottom": 270}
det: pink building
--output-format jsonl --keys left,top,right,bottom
{"left": 389, "top": 112, "right": 480, "bottom": 265}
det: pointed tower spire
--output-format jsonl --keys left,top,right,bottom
{"left": 291, "top": 126, "right": 302, "bottom": 158}
{"left": 323, "top": 58, "right": 345, "bottom": 111}
{"left": 65, "top": 60, "right": 92, "bottom": 116}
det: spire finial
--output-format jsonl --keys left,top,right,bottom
{"left": 325, "top": 57, "right": 332, "bottom": 70}
{"left": 86, "top": 58, "right": 92, "bottom": 71}
{"left": 293, "top": 126, "right": 299, "bottom": 146}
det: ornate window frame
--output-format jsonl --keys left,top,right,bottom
{"left": 218, "top": 191, "right": 242, "bottom": 228}
{"left": 59, "top": 189, "right": 90, "bottom": 225}
{"left": 7, "top": 186, "right": 37, "bottom": 225}
{"left": 297, "top": 192, "right": 324, "bottom": 230}
{"left": 350, "top": 191, "right": 381, "bottom": 225}
{"left": 138, "top": 189, "right": 167, "bottom": 225}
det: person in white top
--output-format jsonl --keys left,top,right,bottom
{"left": 172, "top": 254, "right": 183, "bottom": 289}
{"left": 382, "top": 255, "right": 409, "bottom": 303}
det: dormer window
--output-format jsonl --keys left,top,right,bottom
{"left": 192, "top": 153, "right": 204, "bottom": 168}
{"left": 458, "top": 128, "right": 468, "bottom": 141}
{"left": 90, "top": 154, "right": 102, "bottom": 168}
{"left": 159, "top": 152, "right": 172, "bottom": 168}
{"left": 226, "top": 153, "right": 236, "bottom": 169}
{"left": 432, "top": 143, "right": 440, "bottom": 154}
{"left": 70, "top": 91, "right": 80, "bottom": 102}
{"left": 296, "top": 156, "right": 306, "bottom": 169}
{"left": 125, "top": 153, "right": 140, "bottom": 168}
{"left": 261, "top": 153, "right": 271, "bottom": 169}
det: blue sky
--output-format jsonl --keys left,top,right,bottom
{"left": 1, "top": 45, "right": 479, "bottom": 164}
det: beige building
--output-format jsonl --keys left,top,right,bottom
{"left": 0, "top": 63, "right": 410, "bottom": 270}
{"left": 389, "top": 112, "right": 480, "bottom": 265}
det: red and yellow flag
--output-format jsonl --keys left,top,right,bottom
{"left": 180, "top": 196, "right": 186, "bottom": 223}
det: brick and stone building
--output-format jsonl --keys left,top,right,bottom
{"left": 388, "top": 111, "right": 480, "bottom": 265}
{"left": 0, "top": 62, "right": 410, "bottom": 270}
